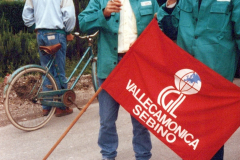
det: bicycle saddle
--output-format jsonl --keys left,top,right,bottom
{"left": 39, "top": 43, "right": 62, "bottom": 55}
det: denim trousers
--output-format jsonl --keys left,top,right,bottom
{"left": 37, "top": 30, "right": 67, "bottom": 110}
{"left": 98, "top": 78, "right": 152, "bottom": 160}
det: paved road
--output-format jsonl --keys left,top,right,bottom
{"left": 1, "top": 79, "right": 240, "bottom": 160}
{"left": 1, "top": 102, "right": 240, "bottom": 160}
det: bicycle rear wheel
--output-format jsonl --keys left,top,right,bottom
{"left": 91, "top": 57, "right": 99, "bottom": 92}
{"left": 4, "top": 67, "right": 57, "bottom": 131}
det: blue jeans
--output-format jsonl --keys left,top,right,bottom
{"left": 37, "top": 30, "right": 67, "bottom": 110}
{"left": 98, "top": 78, "right": 152, "bottom": 160}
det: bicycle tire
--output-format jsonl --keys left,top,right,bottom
{"left": 4, "top": 67, "right": 57, "bottom": 131}
{"left": 91, "top": 57, "right": 99, "bottom": 92}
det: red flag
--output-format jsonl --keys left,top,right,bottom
{"left": 101, "top": 19, "right": 240, "bottom": 160}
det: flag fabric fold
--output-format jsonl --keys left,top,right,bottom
{"left": 101, "top": 18, "right": 240, "bottom": 160}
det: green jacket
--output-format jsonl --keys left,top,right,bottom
{"left": 157, "top": 0, "right": 240, "bottom": 81}
{"left": 79, "top": 0, "right": 159, "bottom": 79}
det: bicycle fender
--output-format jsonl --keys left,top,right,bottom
{"left": 3, "top": 64, "right": 47, "bottom": 97}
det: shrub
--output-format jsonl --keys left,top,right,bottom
{"left": 0, "top": 14, "right": 38, "bottom": 77}
{"left": 0, "top": 0, "right": 26, "bottom": 34}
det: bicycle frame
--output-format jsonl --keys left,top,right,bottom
{"left": 4, "top": 31, "right": 98, "bottom": 108}
{"left": 42, "top": 41, "right": 95, "bottom": 90}
{"left": 40, "top": 32, "right": 98, "bottom": 107}
{"left": 67, "top": 44, "right": 95, "bottom": 90}
{"left": 3, "top": 31, "right": 99, "bottom": 131}
{"left": 39, "top": 46, "right": 95, "bottom": 107}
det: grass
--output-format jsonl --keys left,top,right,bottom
{"left": 65, "top": 58, "right": 92, "bottom": 77}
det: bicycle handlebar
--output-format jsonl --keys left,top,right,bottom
{"left": 73, "top": 31, "right": 99, "bottom": 39}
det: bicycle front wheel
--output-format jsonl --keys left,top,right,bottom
{"left": 4, "top": 67, "right": 57, "bottom": 131}
{"left": 91, "top": 57, "right": 99, "bottom": 92}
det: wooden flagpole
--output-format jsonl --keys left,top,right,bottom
{"left": 43, "top": 87, "right": 102, "bottom": 160}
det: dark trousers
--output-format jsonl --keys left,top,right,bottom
{"left": 211, "top": 146, "right": 224, "bottom": 160}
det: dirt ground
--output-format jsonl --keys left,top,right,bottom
{"left": 0, "top": 74, "right": 97, "bottom": 127}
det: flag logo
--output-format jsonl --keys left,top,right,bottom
{"left": 175, "top": 69, "right": 201, "bottom": 95}
{"left": 157, "top": 69, "right": 201, "bottom": 118}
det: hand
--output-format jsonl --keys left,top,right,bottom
{"left": 166, "top": 0, "right": 177, "bottom": 6}
{"left": 154, "top": 13, "right": 157, "bottom": 19}
{"left": 67, "top": 34, "right": 74, "bottom": 41}
{"left": 103, "top": 0, "right": 122, "bottom": 18}
{"left": 130, "top": 40, "right": 136, "bottom": 47}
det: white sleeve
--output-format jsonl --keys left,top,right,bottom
{"left": 22, "top": 0, "right": 35, "bottom": 27}
{"left": 61, "top": 0, "right": 76, "bottom": 32}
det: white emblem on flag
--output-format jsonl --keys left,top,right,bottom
{"left": 175, "top": 69, "right": 201, "bottom": 95}
{"left": 157, "top": 69, "right": 201, "bottom": 118}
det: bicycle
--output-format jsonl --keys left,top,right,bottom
{"left": 3, "top": 31, "right": 99, "bottom": 131}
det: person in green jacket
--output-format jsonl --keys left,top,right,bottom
{"left": 79, "top": 0, "right": 159, "bottom": 159}
{"left": 157, "top": 0, "right": 240, "bottom": 159}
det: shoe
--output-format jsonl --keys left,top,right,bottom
{"left": 102, "top": 159, "right": 115, "bottom": 160}
{"left": 42, "top": 109, "right": 50, "bottom": 116}
{"left": 55, "top": 107, "right": 73, "bottom": 117}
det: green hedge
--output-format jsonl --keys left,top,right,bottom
{"left": 0, "top": 0, "right": 26, "bottom": 34}
{"left": 0, "top": 15, "right": 39, "bottom": 77}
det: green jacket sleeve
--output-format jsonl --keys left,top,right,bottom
{"left": 78, "top": 0, "right": 109, "bottom": 34}
{"left": 232, "top": 1, "right": 240, "bottom": 51}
